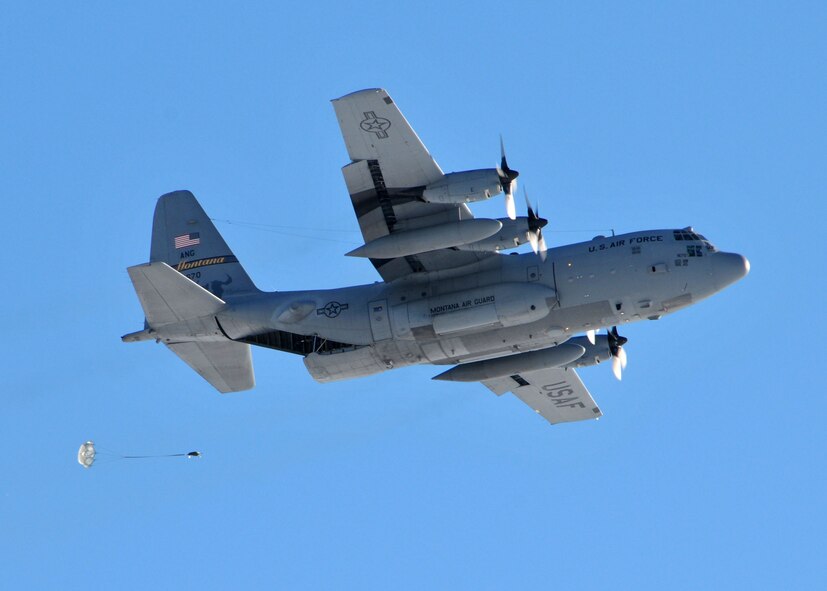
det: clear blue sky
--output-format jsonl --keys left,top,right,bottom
{"left": 2, "top": 2, "right": 824, "bottom": 589}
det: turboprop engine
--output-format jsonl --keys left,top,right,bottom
{"left": 455, "top": 195, "right": 549, "bottom": 254}
{"left": 562, "top": 328, "right": 629, "bottom": 380}
{"left": 562, "top": 335, "right": 613, "bottom": 368}
{"left": 391, "top": 282, "right": 557, "bottom": 338}
{"left": 422, "top": 169, "right": 503, "bottom": 205}
{"left": 455, "top": 218, "right": 532, "bottom": 252}
{"left": 422, "top": 138, "right": 521, "bottom": 219}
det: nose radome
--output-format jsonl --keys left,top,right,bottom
{"left": 715, "top": 252, "right": 750, "bottom": 288}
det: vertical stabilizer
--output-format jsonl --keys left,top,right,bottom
{"left": 150, "top": 190, "right": 259, "bottom": 299}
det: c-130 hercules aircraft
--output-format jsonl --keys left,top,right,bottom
{"left": 123, "top": 88, "right": 749, "bottom": 425}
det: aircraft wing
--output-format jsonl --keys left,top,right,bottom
{"left": 332, "top": 88, "right": 494, "bottom": 281}
{"left": 481, "top": 367, "right": 603, "bottom": 425}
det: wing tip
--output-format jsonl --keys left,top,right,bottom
{"left": 332, "top": 88, "right": 386, "bottom": 102}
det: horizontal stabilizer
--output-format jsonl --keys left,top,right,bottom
{"left": 127, "top": 262, "right": 225, "bottom": 327}
{"left": 167, "top": 341, "right": 254, "bottom": 393}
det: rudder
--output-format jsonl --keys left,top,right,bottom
{"left": 150, "top": 190, "right": 259, "bottom": 299}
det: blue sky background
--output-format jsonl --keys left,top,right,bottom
{"left": 2, "top": 1, "right": 825, "bottom": 589}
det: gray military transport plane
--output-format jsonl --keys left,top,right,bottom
{"left": 123, "top": 88, "right": 749, "bottom": 425}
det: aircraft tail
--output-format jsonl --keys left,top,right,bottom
{"left": 149, "top": 190, "right": 259, "bottom": 299}
{"left": 122, "top": 190, "right": 257, "bottom": 393}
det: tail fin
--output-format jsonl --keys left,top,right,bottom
{"left": 150, "top": 190, "right": 259, "bottom": 299}
{"left": 124, "top": 190, "right": 258, "bottom": 393}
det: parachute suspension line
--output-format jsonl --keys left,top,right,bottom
{"left": 120, "top": 452, "right": 201, "bottom": 460}
{"left": 90, "top": 444, "right": 120, "bottom": 457}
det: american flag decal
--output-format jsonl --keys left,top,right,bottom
{"left": 174, "top": 233, "right": 200, "bottom": 249}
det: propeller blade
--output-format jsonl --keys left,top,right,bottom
{"left": 505, "top": 183, "right": 517, "bottom": 220}
{"left": 523, "top": 187, "right": 549, "bottom": 258}
{"left": 527, "top": 230, "right": 539, "bottom": 254}
{"left": 500, "top": 135, "right": 516, "bottom": 176}
{"left": 498, "top": 136, "right": 519, "bottom": 221}
{"left": 618, "top": 346, "right": 628, "bottom": 370}
{"left": 586, "top": 330, "right": 596, "bottom": 345}
{"left": 612, "top": 355, "right": 623, "bottom": 380}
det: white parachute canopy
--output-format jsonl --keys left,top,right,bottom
{"left": 76, "top": 440, "right": 200, "bottom": 468}
{"left": 77, "top": 441, "right": 96, "bottom": 469}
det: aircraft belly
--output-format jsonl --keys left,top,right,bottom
{"left": 303, "top": 339, "right": 422, "bottom": 382}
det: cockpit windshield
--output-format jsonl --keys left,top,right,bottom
{"left": 698, "top": 234, "right": 717, "bottom": 252}
{"left": 673, "top": 229, "right": 717, "bottom": 252}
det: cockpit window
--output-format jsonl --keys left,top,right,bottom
{"left": 695, "top": 234, "right": 718, "bottom": 252}
{"left": 674, "top": 229, "right": 716, "bottom": 251}
{"left": 673, "top": 230, "right": 702, "bottom": 241}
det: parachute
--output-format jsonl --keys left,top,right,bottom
{"left": 77, "top": 441, "right": 201, "bottom": 468}
{"left": 77, "top": 441, "right": 96, "bottom": 468}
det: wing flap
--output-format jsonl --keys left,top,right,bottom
{"left": 483, "top": 367, "right": 602, "bottom": 425}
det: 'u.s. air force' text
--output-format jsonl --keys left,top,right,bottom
{"left": 589, "top": 235, "right": 663, "bottom": 253}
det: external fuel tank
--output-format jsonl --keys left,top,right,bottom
{"left": 391, "top": 282, "right": 557, "bottom": 339}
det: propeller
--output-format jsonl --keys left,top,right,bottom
{"left": 497, "top": 136, "right": 520, "bottom": 220}
{"left": 524, "top": 189, "right": 549, "bottom": 261}
{"left": 607, "top": 326, "right": 628, "bottom": 381}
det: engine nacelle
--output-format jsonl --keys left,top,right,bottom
{"left": 561, "top": 336, "right": 612, "bottom": 368}
{"left": 455, "top": 217, "right": 530, "bottom": 252}
{"left": 422, "top": 169, "right": 503, "bottom": 204}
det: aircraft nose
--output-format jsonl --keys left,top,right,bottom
{"left": 714, "top": 252, "right": 750, "bottom": 289}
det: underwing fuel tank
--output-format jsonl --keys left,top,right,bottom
{"left": 432, "top": 343, "right": 587, "bottom": 382}
{"left": 392, "top": 282, "right": 557, "bottom": 338}
{"left": 346, "top": 218, "right": 502, "bottom": 258}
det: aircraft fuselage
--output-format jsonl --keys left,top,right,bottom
{"left": 203, "top": 228, "right": 747, "bottom": 382}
